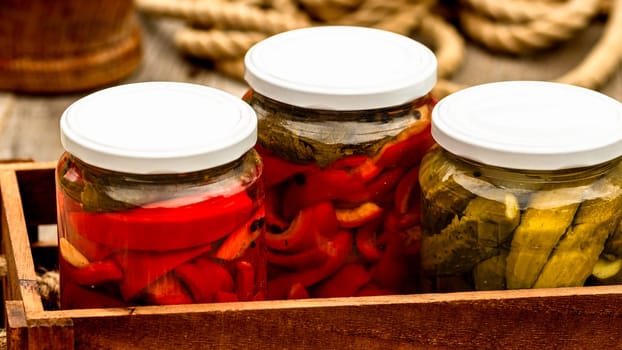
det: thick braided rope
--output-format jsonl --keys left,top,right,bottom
{"left": 175, "top": 29, "right": 267, "bottom": 60}
{"left": 336, "top": 0, "right": 416, "bottom": 27}
{"left": 372, "top": 3, "right": 428, "bottom": 35}
{"left": 462, "top": 0, "right": 612, "bottom": 22}
{"left": 135, "top": 0, "right": 310, "bottom": 34}
{"left": 299, "top": 0, "right": 364, "bottom": 21}
{"left": 556, "top": 0, "right": 622, "bottom": 89}
{"left": 460, "top": 0, "right": 561, "bottom": 22}
{"left": 459, "top": 0, "right": 601, "bottom": 54}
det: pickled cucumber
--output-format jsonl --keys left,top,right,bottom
{"left": 419, "top": 148, "right": 497, "bottom": 229}
{"left": 473, "top": 251, "right": 508, "bottom": 290}
{"left": 533, "top": 166, "right": 622, "bottom": 287}
{"left": 604, "top": 221, "right": 622, "bottom": 257}
{"left": 421, "top": 194, "right": 520, "bottom": 275}
{"left": 505, "top": 185, "right": 587, "bottom": 289}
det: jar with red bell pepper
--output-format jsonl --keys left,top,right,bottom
{"left": 243, "top": 26, "right": 438, "bottom": 299}
{"left": 56, "top": 82, "right": 266, "bottom": 309}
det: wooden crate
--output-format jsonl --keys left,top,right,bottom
{"left": 3, "top": 162, "right": 622, "bottom": 349}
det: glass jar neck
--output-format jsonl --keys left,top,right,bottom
{"left": 247, "top": 90, "right": 432, "bottom": 122}
{"left": 443, "top": 149, "right": 621, "bottom": 186}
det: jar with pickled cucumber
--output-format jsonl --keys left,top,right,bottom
{"left": 419, "top": 81, "right": 622, "bottom": 292}
{"left": 56, "top": 82, "right": 265, "bottom": 308}
{"left": 243, "top": 26, "right": 438, "bottom": 298}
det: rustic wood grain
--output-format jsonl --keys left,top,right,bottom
{"left": 0, "top": 171, "right": 43, "bottom": 315}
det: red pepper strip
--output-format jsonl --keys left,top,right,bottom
{"left": 64, "top": 228, "right": 114, "bottom": 263}
{"left": 355, "top": 219, "right": 383, "bottom": 262}
{"left": 384, "top": 205, "right": 421, "bottom": 233}
{"left": 61, "top": 283, "right": 127, "bottom": 309}
{"left": 394, "top": 166, "right": 420, "bottom": 214}
{"left": 354, "top": 284, "right": 392, "bottom": 297}
{"left": 266, "top": 201, "right": 338, "bottom": 252}
{"left": 256, "top": 145, "right": 320, "bottom": 187}
{"left": 282, "top": 169, "right": 368, "bottom": 219}
{"left": 349, "top": 158, "right": 383, "bottom": 182}
{"left": 287, "top": 282, "right": 310, "bottom": 299}
{"left": 66, "top": 259, "right": 124, "bottom": 286}
{"left": 265, "top": 186, "right": 290, "bottom": 232}
{"left": 70, "top": 190, "right": 254, "bottom": 251}
{"left": 215, "top": 207, "right": 266, "bottom": 260}
{"left": 236, "top": 261, "right": 255, "bottom": 301}
{"left": 114, "top": 243, "right": 212, "bottom": 301}
{"left": 267, "top": 230, "right": 353, "bottom": 300}
{"left": 252, "top": 290, "right": 266, "bottom": 301}
{"left": 370, "top": 232, "right": 410, "bottom": 292}
{"left": 373, "top": 123, "right": 434, "bottom": 168}
{"left": 335, "top": 202, "right": 384, "bottom": 229}
{"left": 267, "top": 246, "right": 328, "bottom": 270}
{"left": 314, "top": 264, "right": 371, "bottom": 298}
{"left": 143, "top": 274, "right": 193, "bottom": 305}
{"left": 365, "top": 167, "right": 406, "bottom": 202}
{"left": 195, "top": 258, "right": 235, "bottom": 292}
{"left": 214, "top": 291, "right": 239, "bottom": 303}
{"left": 174, "top": 258, "right": 234, "bottom": 302}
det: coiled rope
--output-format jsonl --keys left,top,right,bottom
{"left": 134, "top": 0, "right": 621, "bottom": 98}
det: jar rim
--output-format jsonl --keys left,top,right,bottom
{"left": 244, "top": 26, "right": 437, "bottom": 111}
{"left": 60, "top": 82, "right": 257, "bottom": 174}
{"left": 431, "top": 81, "right": 622, "bottom": 170}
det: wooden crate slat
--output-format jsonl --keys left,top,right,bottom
{"left": 1, "top": 170, "right": 44, "bottom": 315}
{"left": 5, "top": 300, "right": 27, "bottom": 350}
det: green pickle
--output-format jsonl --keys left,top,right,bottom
{"left": 420, "top": 147, "right": 622, "bottom": 291}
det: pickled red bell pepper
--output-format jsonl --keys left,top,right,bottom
{"left": 335, "top": 202, "right": 383, "bottom": 228}
{"left": 370, "top": 232, "right": 410, "bottom": 292}
{"left": 282, "top": 169, "right": 368, "bottom": 219}
{"left": 236, "top": 260, "right": 255, "bottom": 301}
{"left": 259, "top": 150, "right": 320, "bottom": 187}
{"left": 143, "top": 274, "right": 193, "bottom": 305}
{"left": 215, "top": 291, "right": 239, "bottom": 303}
{"left": 373, "top": 124, "right": 434, "bottom": 168}
{"left": 215, "top": 207, "right": 265, "bottom": 260}
{"left": 394, "top": 166, "right": 420, "bottom": 214}
{"left": 266, "top": 201, "right": 338, "bottom": 252}
{"left": 114, "top": 243, "right": 212, "bottom": 301}
{"left": 267, "top": 230, "right": 353, "bottom": 300}
{"left": 61, "top": 283, "right": 127, "bottom": 309}
{"left": 174, "top": 258, "right": 234, "bottom": 302}
{"left": 314, "top": 264, "right": 371, "bottom": 298}
{"left": 267, "top": 245, "right": 330, "bottom": 270}
{"left": 287, "top": 282, "right": 310, "bottom": 299}
{"left": 355, "top": 219, "right": 383, "bottom": 262}
{"left": 67, "top": 259, "right": 124, "bottom": 286}
{"left": 70, "top": 190, "right": 254, "bottom": 251}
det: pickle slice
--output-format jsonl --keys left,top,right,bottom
{"left": 534, "top": 165, "right": 622, "bottom": 288}
{"left": 421, "top": 193, "right": 519, "bottom": 276}
{"left": 473, "top": 251, "right": 508, "bottom": 291}
{"left": 505, "top": 185, "right": 586, "bottom": 289}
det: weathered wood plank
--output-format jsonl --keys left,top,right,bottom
{"left": 17, "top": 286, "right": 622, "bottom": 350}
{"left": 0, "top": 171, "right": 44, "bottom": 315}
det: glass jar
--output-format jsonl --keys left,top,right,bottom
{"left": 419, "top": 81, "right": 622, "bottom": 292}
{"left": 56, "top": 82, "right": 265, "bottom": 308}
{"left": 243, "top": 26, "right": 438, "bottom": 299}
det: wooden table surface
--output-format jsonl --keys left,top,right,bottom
{"left": 0, "top": 14, "right": 621, "bottom": 164}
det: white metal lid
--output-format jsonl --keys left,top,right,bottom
{"left": 60, "top": 82, "right": 257, "bottom": 174}
{"left": 244, "top": 26, "right": 437, "bottom": 110}
{"left": 432, "top": 81, "right": 622, "bottom": 170}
